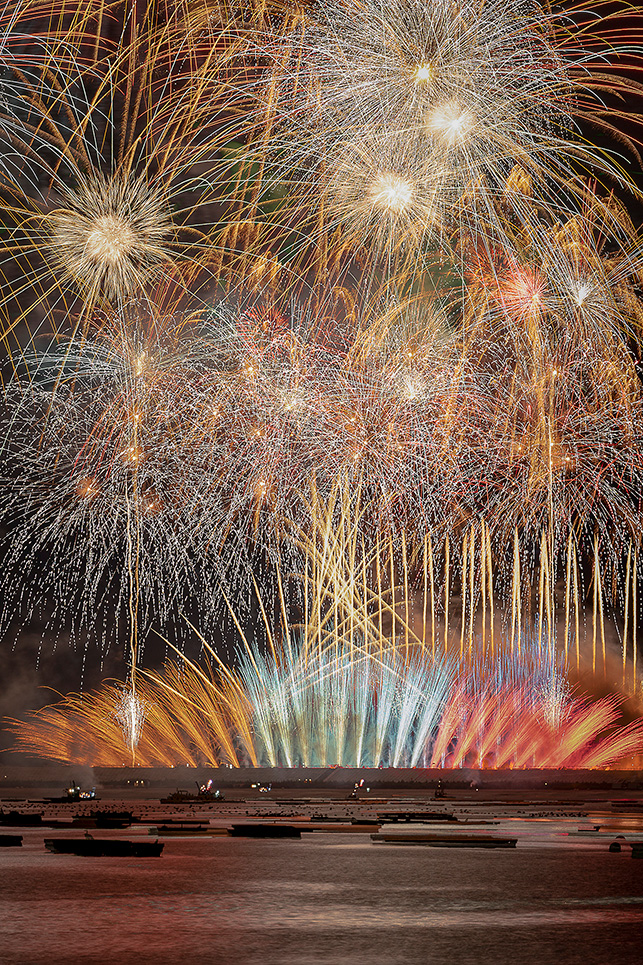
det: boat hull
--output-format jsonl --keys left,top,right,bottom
{"left": 44, "top": 838, "right": 163, "bottom": 857}
{"left": 0, "top": 835, "right": 23, "bottom": 847}
{"left": 371, "top": 833, "right": 517, "bottom": 848}
{"left": 228, "top": 824, "right": 302, "bottom": 838}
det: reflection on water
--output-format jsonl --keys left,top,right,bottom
{"left": 1, "top": 831, "right": 642, "bottom": 965}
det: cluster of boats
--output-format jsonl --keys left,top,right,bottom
{"left": 1, "top": 785, "right": 642, "bottom": 857}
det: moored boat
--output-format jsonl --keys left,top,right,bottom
{"left": 151, "top": 825, "right": 228, "bottom": 836}
{"left": 45, "top": 812, "right": 133, "bottom": 830}
{"left": 371, "top": 832, "right": 517, "bottom": 848}
{"left": 160, "top": 781, "right": 224, "bottom": 804}
{"left": 44, "top": 837, "right": 163, "bottom": 857}
{"left": 228, "top": 823, "right": 302, "bottom": 838}
{"left": 45, "top": 781, "right": 97, "bottom": 803}
{"left": 376, "top": 811, "right": 458, "bottom": 823}
{"left": 301, "top": 822, "right": 382, "bottom": 834}
{"left": 0, "top": 834, "right": 23, "bottom": 847}
{"left": 0, "top": 810, "right": 43, "bottom": 827}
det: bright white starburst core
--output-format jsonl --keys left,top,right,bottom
{"left": 368, "top": 173, "right": 414, "bottom": 212}
{"left": 84, "top": 214, "right": 138, "bottom": 265}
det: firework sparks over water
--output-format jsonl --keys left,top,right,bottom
{"left": 2, "top": 0, "right": 643, "bottom": 767}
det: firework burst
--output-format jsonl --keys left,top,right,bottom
{"left": 248, "top": 0, "right": 643, "bottom": 272}
{"left": 46, "top": 173, "right": 173, "bottom": 302}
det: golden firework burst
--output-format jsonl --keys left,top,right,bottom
{"left": 47, "top": 173, "right": 173, "bottom": 302}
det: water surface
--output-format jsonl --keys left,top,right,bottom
{"left": 2, "top": 829, "right": 642, "bottom": 964}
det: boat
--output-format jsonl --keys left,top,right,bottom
{"left": 91, "top": 810, "right": 135, "bottom": 827}
{"left": 228, "top": 823, "right": 302, "bottom": 838}
{"left": 376, "top": 811, "right": 458, "bottom": 823}
{"left": 0, "top": 834, "right": 23, "bottom": 847}
{"left": 303, "top": 822, "right": 382, "bottom": 834}
{"left": 160, "top": 781, "right": 224, "bottom": 804}
{"left": 371, "top": 832, "right": 517, "bottom": 848}
{"left": 0, "top": 810, "right": 43, "bottom": 827}
{"left": 610, "top": 837, "right": 643, "bottom": 857}
{"left": 151, "top": 825, "right": 228, "bottom": 836}
{"left": 45, "top": 811, "right": 134, "bottom": 830}
{"left": 44, "top": 836, "right": 164, "bottom": 857}
{"left": 148, "top": 817, "right": 206, "bottom": 825}
{"left": 45, "top": 781, "right": 97, "bottom": 803}
{"left": 457, "top": 819, "right": 500, "bottom": 826}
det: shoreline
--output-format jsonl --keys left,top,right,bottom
{"left": 2, "top": 762, "right": 643, "bottom": 801}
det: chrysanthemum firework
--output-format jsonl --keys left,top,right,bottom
{"left": 46, "top": 173, "right": 172, "bottom": 302}
{"left": 0, "top": 5, "right": 249, "bottom": 339}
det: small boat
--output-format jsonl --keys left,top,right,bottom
{"left": 148, "top": 818, "right": 204, "bottom": 826}
{"left": 371, "top": 832, "right": 517, "bottom": 849}
{"left": 0, "top": 810, "right": 43, "bottom": 827}
{"left": 611, "top": 838, "right": 643, "bottom": 858}
{"left": 302, "top": 822, "right": 382, "bottom": 834}
{"left": 457, "top": 819, "right": 500, "bottom": 826}
{"left": 45, "top": 781, "right": 97, "bottom": 803}
{"left": 151, "top": 825, "right": 228, "bottom": 836}
{"left": 45, "top": 813, "right": 133, "bottom": 831}
{"left": 0, "top": 834, "right": 23, "bottom": 847}
{"left": 160, "top": 781, "right": 224, "bottom": 804}
{"left": 376, "top": 811, "right": 458, "bottom": 823}
{"left": 228, "top": 823, "right": 302, "bottom": 838}
{"left": 91, "top": 810, "right": 135, "bottom": 828}
{"left": 44, "top": 836, "right": 164, "bottom": 857}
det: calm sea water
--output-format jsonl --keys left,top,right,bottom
{"left": 1, "top": 829, "right": 642, "bottom": 965}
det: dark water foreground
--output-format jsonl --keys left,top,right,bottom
{"left": 1, "top": 827, "right": 642, "bottom": 965}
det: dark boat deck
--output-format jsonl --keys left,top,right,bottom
{"left": 0, "top": 834, "right": 23, "bottom": 847}
{"left": 228, "top": 824, "right": 302, "bottom": 838}
{"left": 44, "top": 837, "right": 164, "bottom": 857}
{"left": 371, "top": 832, "right": 517, "bottom": 848}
